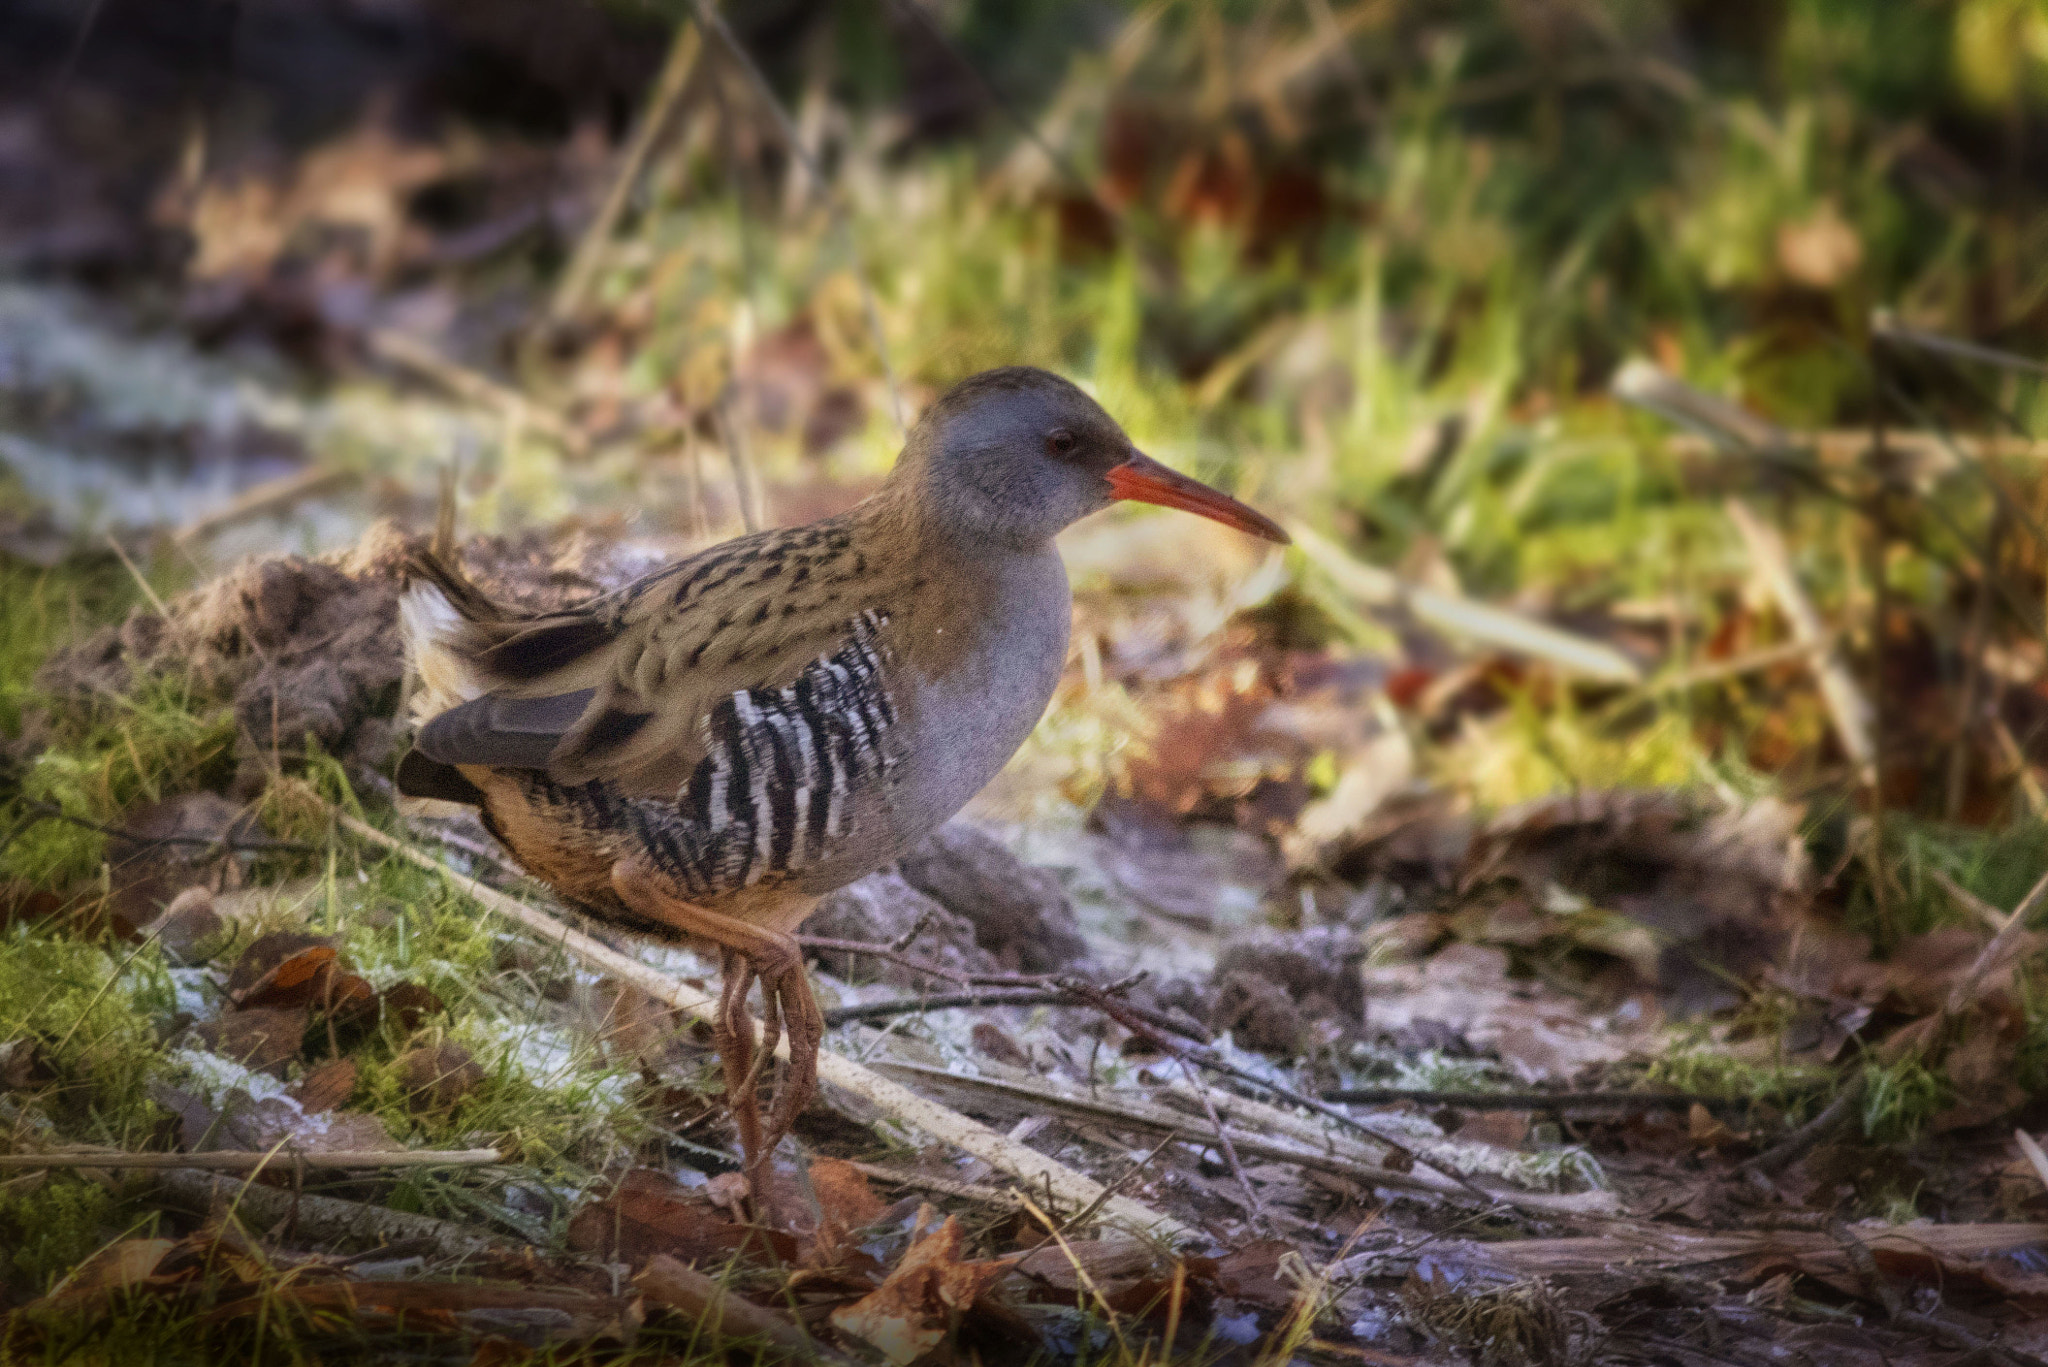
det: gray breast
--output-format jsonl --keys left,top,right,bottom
{"left": 874, "top": 548, "right": 1071, "bottom": 850}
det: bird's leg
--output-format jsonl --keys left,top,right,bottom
{"left": 715, "top": 945, "right": 763, "bottom": 1166}
{"left": 609, "top": 859, "right": 820, "bottom": 1194}
{"left": 764, "top": 962, "right": 823, "bottom": 1147}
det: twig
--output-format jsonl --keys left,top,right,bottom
{"left": 551, "top": 22, "right": 705, "bottom": 323}
{"left": 1061, "top": 979, "right": 1499, "bottom": 1205}
{"left": 688, "top": 0, "right": 904, "bottom": 432}
{"left": 367, "top": 329, "right": 585, "bottom": 453}
{"left": 333, "top": 811, "right": 1190, "bottom": 1242}
{"left": 847, "top": 1161, "right": 1020, "bottom": 1207}
{"left": 712, "top": 387, "right": 763, "bottom": 533}
{"left": 1889, "top": 1310, "right": 2048, "bottom": 1367}
{"left": 799, "top": 937, "right": 1211, "bottom": 1038}
{"left": 879, "top": 1059, "right": 1613, "bottom": 1217}
{"left": 155, "top": 1170, "right": 509, "bottom": 1261}
{"left": 637, "top": 1253, "right": 852, "bottom": 1364}
{"left": 1291, "top": 522, "right": 1642, "bottom": 684}
{"left": 23, "top": 800, "right": 317, "bottom": 857}
{"left": 1320, "top": 1087, "right": 1748, "bottom": 1112}
{"left": 2014, "top": 1129, "right": 2048, "bottom": 1196}
{"left": 823, "top": 989, "right": 1073, "bottom": 1027}
{"left": 1943, "top": 865, "right": 2048, "bottom": 1017}
{"left": 1739, "top": 1074, "right": 1866, "bottom": 1178}
{"left": 1870, "top": 312, "right": 2048, "bottom": 379}
{"left": 175, "top": 467, "right": 357, "bottom": 546}
{"left": 1176, "top": 1057, "right": 1266, "bottom": 1230}
{"left": 1724, "top": 498, "right": 1877, "bottom": 784}
{"left": 1932, "top": 869, "right": 2016, "bottom": 933}
{"left": 0, "top": 1148, "right": 500, "bottom": 1172}
{"left": 105, "top": 533, "right": 168, "bottom": 617}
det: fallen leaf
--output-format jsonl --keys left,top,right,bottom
{"left": 392, "top": 1043, "right": 485, "bottom": 1112}
{"left": 151, "top": 887, "right": 226, "bottom": 964}
{"left": 227, "top": 932, "right": 339, "bottom": 1010}
{"left": 1186, "top": 1240, "right": 1301, "bottom": 1314}
{"left": 809, "top": 1158, "right": 885, "bottom": 1232}
{"left": 1776, "top": 201, "right": 1862, "bottom": 289}
{"left": 42, "top": 1237, "right": 178, "bottom": 1304}
{"left": 291, "top": 1058, "right": 359, "bottom": 1114}
{"left": 380, "top": 981, "right": 446, "bottom": 1034}
{"left": 189, "top": 1006, "right": 309, "bottom": 1075}
{"left": 829, "top": 1216, "right": 1009, "bottom": 1365}
{"left": 567, "top": 1168, "right": 794, "bottom": 1268}
{"left": 0, "top": 1038, "right": 50, "bottom": 1089}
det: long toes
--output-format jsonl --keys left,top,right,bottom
{"left": 763, "top": 975, "right": 821, "bottom": 1141}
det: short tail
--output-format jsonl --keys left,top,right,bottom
{"left": 404, "top": 548, "right": 510, "bottom": 625}
{"left": 400, "top": 550, "right": 503, "bottom": 725}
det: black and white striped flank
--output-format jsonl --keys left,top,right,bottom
{"left": 632, "top": 610, "right": 897, "bottom": 896}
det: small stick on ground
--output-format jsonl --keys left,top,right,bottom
{"left": 1725, "top": 498, "right": 1876, "bottom": 785}
{"left": 175, "top": 467, "right": 356, "bottom": 546}
{"left": 155, "top": 1170, "right": 508, "bottom": 1261}
{"left": 1320, "top": 1087, "right": 1751, "bottom": 1113}
{"left": 550, "top": 21, "right": 704, "bottom": 324}
{"left": 333, "top": 810, "right": 1191, "bottom": 1242}
{"left": 1177, "top": 1057, "right": 1267, "bottom": 1233}
{"left": 0, "top": 1148, "right": 500, "bottom": 1173}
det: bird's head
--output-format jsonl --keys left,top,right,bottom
{"left": 895, "top": 366, "right": 1289, "bottom": 551}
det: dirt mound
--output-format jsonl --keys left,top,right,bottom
{"left": 35, "top": 521, "right": 652, "bottom": 794}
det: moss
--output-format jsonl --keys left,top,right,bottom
{"left": 1645, "top": 1036, "right": 1833, "bottom": 1119}
{"left": 2, "top": 672, "right": 236, "bottom": 890}
{"left": 0, "top": 558, "right": 154, "bottom": 743}
{"left": 1859, "top": 1056, "right": 1949, "bottom": 1144}
{"left": 0, "top": 1175, "right": 121, "bottom": 1295}
{"left": 0, "top": 935, "right": 174, "bottom": 1144}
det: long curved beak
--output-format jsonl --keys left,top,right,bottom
{"left": 1104, "top": 451, "right": 1290, "bottom": 544}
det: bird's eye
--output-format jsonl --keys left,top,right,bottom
{"left": 1046, "top": 429, "right": 1078, "bottom": 456}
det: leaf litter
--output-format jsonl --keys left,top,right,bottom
{"left": 9, "top": 6, "right": 2048, "bottom": 1364}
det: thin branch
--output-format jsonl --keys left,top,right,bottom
{"left": 1177, "top": 1055, "right": 1268, "bottom": 1232}
{"left": 1320, "top": 1086, "right": 1750, "bottom": 1112}
{"left": 23, "top": 800, "right": 317, "bottom": 856}
{"left": 551, "top": 21, "right": 705, "bottom": 322}
{"left": 823, "top": 989, "right": 1073, "bottom": 1027}
{"left": 689, "top": 0, "right": 905, "bottom": 432}
{"left": 155, "top": 1170, "right": 508, "bottom": 1262}
{"left": 1871, "top": 313, "right": 2048, "bottom": 379}
{"left": 333, "top": 810, "right": 1192, "bottom": 1242}
{"left": 175, "top": 467, "right": 357, "bottom": 546}
{"left": 879, "top": 1058, "right": 1612, "bottom": 1217}
{"left": 0, "top": 1148, "right": 500, "bottom": 1172}
{"left": 105, "top": 533, "right": 168, "bottom": 617}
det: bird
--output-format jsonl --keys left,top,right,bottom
{"left": 393, "top": 365, "right": 1288, "bottom": 1191}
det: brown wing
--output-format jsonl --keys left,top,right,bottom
{"left": 415, "top": 516, "right": 875, "bottom": 797}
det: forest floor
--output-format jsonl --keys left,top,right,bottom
{"left": 7, "top": 4, "right": 2048, "bottom": 1365}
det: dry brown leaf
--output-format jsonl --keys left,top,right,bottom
{"left": 379, "top": 981, "right": 446, "bottom": 1035}
{"left": 227, "top": 932, "right": 339, "bottom": 1010}
{"left": 829, "top": 1215, "right": 1010, "bottom": 1365}
{"left": 188, "top": 1006, "right": 309, "bottom": 1075}
{"left": 290, "top": 1058, "right": 359, "bottom": 1115}
{"left": 392, "top": 1044, "right": 485, "bottom": 1112}
{"left": 810, "top": 1157, "right": 885, "bottom": 1232}
{"left": 567, "top": 1168, "right": 795, "bottom": 1268}
{"left": 1776, "top": 202, "right": 1863, "bottom": 289}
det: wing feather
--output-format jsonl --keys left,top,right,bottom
{"left": 402, "top": 515, "right": 875, "bottom": 798}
